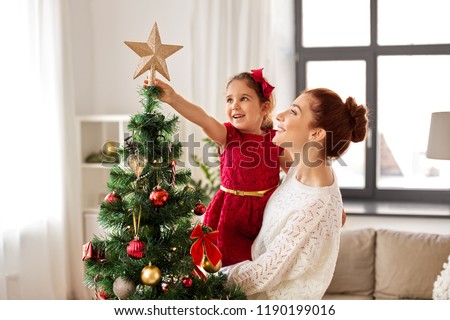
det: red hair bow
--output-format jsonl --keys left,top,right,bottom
{"left": 190, "top": 224, "right": 222, "bottom": 267}
{"left": 250, "top": 68, "right": 275, "bottom": 99}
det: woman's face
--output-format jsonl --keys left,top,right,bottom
{"left": 273, "top": 93, "right": 319, "bottom": 154}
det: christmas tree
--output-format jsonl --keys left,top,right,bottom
{"left": 82, "top": 23, "right": 245, "bottom": 300}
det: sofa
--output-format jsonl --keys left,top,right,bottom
{"left": 323, "top": 228, "right": 450, "bottom": 299}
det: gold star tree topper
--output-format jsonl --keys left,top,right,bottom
{"left": 124, "top": 22, "right": 183, "bottom": 82}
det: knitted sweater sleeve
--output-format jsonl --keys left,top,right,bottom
{"left": 221, "top": 197, "right": 337, "bottom": 296}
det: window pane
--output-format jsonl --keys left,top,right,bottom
{"left": 302, "top": 0, "right": 370, "bottom": 47}
{"left": 378, "top": 0, "right": 450, "bottom": 45}
{"left": 306, "top": 60, "right": 366, "bottom": 188}
{"left": 378, "top": 55, "right": 450, "bottom": 190}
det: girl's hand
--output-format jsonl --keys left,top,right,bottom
{"left": 143, "top": 77, "right": 177, "bottom": 105}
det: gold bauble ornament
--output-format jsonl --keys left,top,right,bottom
{"left": 127, "top": 154, "right": 148, "bottom": 178}
{"left": 141, "top": 262, "right": 161, "bottom": 286}
{"left": 183, "top": 186, "right": 195, "bottom": 193}
{"left": 102, "top": 141, "right": 119, "bottom": 156}
{"left": 202, "top": 256, "right": 222, "bottom": 273}
{"left": 102, "top": 141, "right": 120, "bottom": 164}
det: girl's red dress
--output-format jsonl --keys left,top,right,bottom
{"left": 203, "top": 122, "right": 283, "bottom": 266}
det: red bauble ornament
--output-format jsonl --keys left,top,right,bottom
{"left": 182, "top": 276, "right": 193, "bottom": 288}
{"left": 82, "top": 242, "right": 105, "bottom": 261}
{"left": 193, "top": 203, "right": 206, "bottom": 216}
{"left": 96, "top": 290, "right": 110, "bottom": 300}
{"left": 104, "top": 191, "right": 122, "bottom": 204}
{"left": 149, "top": 186, "right": 169, "bottom": 207}
{"left": 127, "top": 237, "right": 145, "bottom": 259}
{"left": 161, "top": 282, "right": 170, "bottom": 293}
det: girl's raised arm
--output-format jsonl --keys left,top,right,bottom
{"left": 152, "top": 78, "right": 227, "bottom": 147}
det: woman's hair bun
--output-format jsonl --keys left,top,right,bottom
{"left": 344, "top": 97, "right": 368, "bottom": 143}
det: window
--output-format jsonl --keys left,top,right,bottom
{"left": 296, "top": 0, "right": 450, "bottom": 210}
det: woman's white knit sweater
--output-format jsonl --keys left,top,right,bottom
{"left": 221, "top": 165, "right": 343, "bottom": 299}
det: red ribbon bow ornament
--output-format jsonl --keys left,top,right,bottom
{"left": 190, "top": 224, "right": 222, "bottom": 267}
{"left": 250, "top": 68, "right": 275, "bottom": 99}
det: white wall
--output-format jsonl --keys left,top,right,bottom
{"left": 68, "top": 0, "right": 195, "bottom": 116}
{"left": 68, "top": 0, "right": 203, "bottom": 178}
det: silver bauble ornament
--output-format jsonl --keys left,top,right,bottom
{"left": 113, "top": 276, "right": 136, "bottom": 299}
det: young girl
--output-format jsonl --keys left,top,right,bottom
{"left": 148, "top": 69, "right": 291, "bottom": 266}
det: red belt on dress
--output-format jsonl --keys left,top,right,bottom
{"left": 219, "top": 184, "right": 278, "bottom": 197}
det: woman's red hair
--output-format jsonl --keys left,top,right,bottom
{"left": 304, "top": 88, "right": 368, "bottom": 159}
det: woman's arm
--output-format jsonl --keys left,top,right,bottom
{"left": 153, "top": 78, "right": 227, "bottom": 147}
{"left": 221, "top": 199, "right": 337, "bottom": 296}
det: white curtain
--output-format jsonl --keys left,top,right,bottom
{"left": 0, "top": 0, "right": 84, "bottom": 299}
{"left": 190, "top": 0, "right": 296, "bottom": 123}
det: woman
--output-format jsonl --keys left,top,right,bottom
{"left": 220, "top": 88, "right": 368, "bottom": 299}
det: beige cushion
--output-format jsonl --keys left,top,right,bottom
{"left": 375, "top": 229, "right": 450, "bottom": 299}
{"left": 322, "top": 293, "right": 373, "bottom": 300}
{"left": 326, "top": 228, "right": 376, "bottom": 298}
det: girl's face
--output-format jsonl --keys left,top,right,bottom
{"left": 273, "top": 93, "right": 320, "bottom": 154}
{"left": 225, "top": 79, "right": 268, "bottom": 135}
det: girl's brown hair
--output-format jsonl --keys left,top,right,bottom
{"left": 304, "top": 88, "right": 368, "bottom": 159}
{"left": 227, "top": 72, "right": 275, "bottom": 129}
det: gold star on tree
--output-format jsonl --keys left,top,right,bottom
{"left": 124, "top": 22, "right": 183, "bottom": 82}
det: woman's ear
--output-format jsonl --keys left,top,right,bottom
{"left": 310, "top": 128, "right": 326, "bottom": 141}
